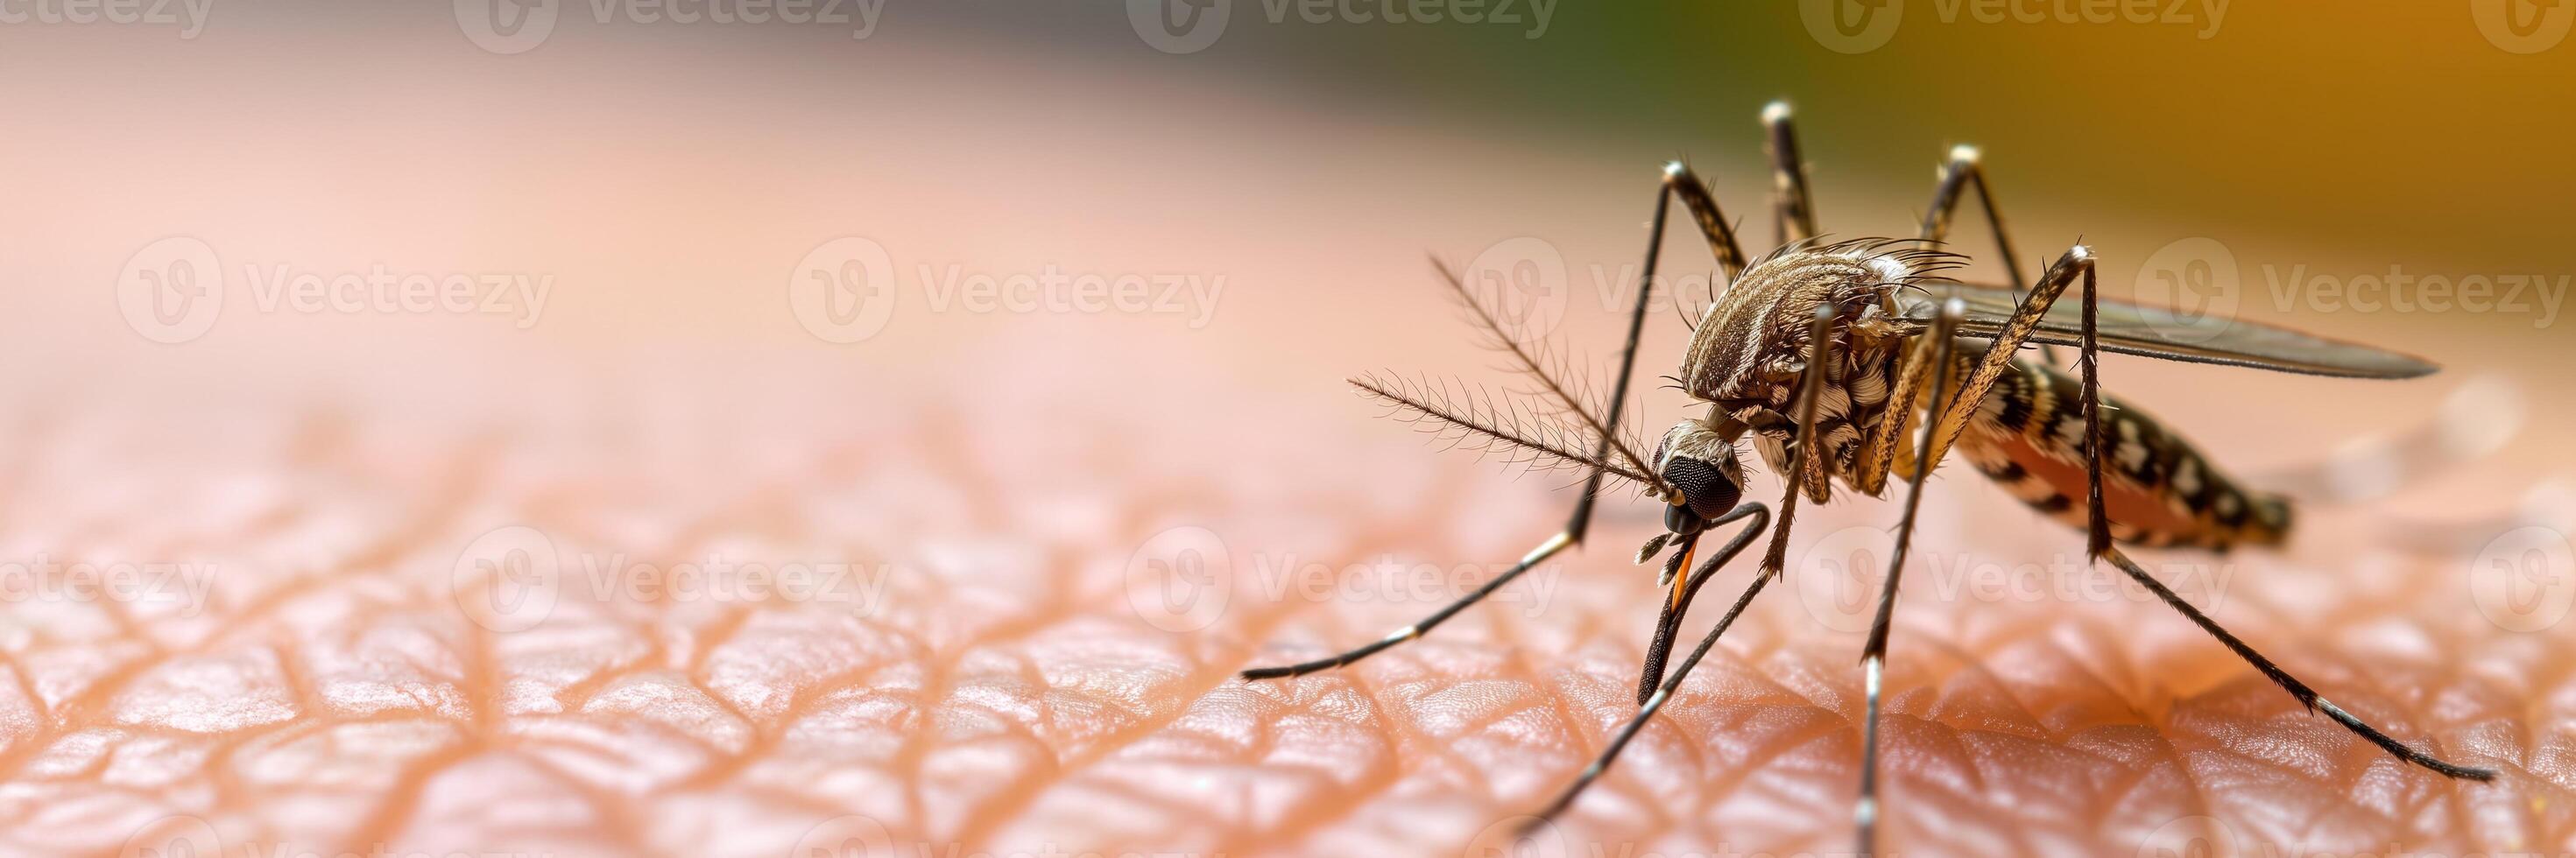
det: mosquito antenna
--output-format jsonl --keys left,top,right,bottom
{"left": 1428, "top": 257, "right": 1672, "bottom": 496}
{"left": 1352, "top": 372, "right": 1662, "bottom": 492}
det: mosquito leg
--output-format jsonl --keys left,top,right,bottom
{"left": 1525, "top": 214, "right": 1833, "bottom": 829}
{"left": 1762, "top": 100, "right": 1819, "bottom": 245}
{"left": 1240, "top": 531, "right": 1575, "bottom": 679}
{"left": 1917, "top": 144, "right": 2057, "bottom": 364}
{"left": 2078, "top": 247, "right": 2111, "bottom": 557}
{"left": 1662, "top": 162, "right": 1751, "bottom": 283}
{"left": 1635, "top": 503, "right": 1770, "bottom": 705}
{"left": 1246, "top": 168, "right": 1682, "bottom": 679}
{"left": 2093, "top": 547, "right": 2496, "bottom": 780}
{"left": 1875, "top": 243, "right": 2491, "bottom": 849}
{"left": 1922, "top": 246, "right": 2093, "bottom": 471}
{"left": 2059, "top": 251, "right": 2496, "bottom": 782}
{"left": 1852, "top": 306, "right": 1943, "bottom": 497}
{"left": 1757, "top": 303, "right": 1843, "bottom": 580}
{"left": 1852, "top": 299, "right": 1964, "bottom": 855}
{"left": 1566, "top": 171, "right": 1681, "bottom": 545}
{"left": 1524, "top": 506, "right": 1774, "bottom": 833}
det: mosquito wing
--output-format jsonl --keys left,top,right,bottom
{"left": 1896, "top": 280, "right": 2438, "bottom": 379}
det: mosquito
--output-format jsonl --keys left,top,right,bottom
{"left": 1234, "top": 101, "right": 2498, "bottom": 853}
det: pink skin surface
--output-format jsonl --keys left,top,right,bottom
{"left": 13, "top": 361, "right": 2564, "bottom": 858}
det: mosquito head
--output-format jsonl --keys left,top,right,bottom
{"left": 1653, "top": 418, "right": 1745, "bottom": 533}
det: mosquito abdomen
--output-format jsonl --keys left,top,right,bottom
{"left": 1951, "top": 354, "right": 2292, "bottom": 552}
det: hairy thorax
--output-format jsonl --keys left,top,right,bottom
{"left": 1676, "top": 241, "right": 1956, "bottom": 501}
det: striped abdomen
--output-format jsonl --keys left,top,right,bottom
{"left": 1948, "top": 353, "right": 2291, "bottom": 552}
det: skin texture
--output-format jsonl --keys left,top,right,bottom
{"left": 11, "top": 362, "right": 2568, "bottom": 858}
{"left": 9, "top": 15, "right": 2573, "bottom": 858}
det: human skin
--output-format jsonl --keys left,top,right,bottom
{"left": 12, "top": 367, "right": 2565, "bottom": 858}
{"left": 8, "top": 15, "right": 2574, "bottom": 858}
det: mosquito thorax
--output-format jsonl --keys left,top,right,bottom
{"left": 1679, "top": 240, "right": 1944, "bottom": 411}
{"left": 1675, "top": 240, "right": 1959, "bottom": 499}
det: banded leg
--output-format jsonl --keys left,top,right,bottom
{"left": 1762, "top": 100, "right": 1819, "bottom": 245}
{"left": 1928, "top": 245, "right": 2497, "bottom": 783}
{"left": 1523, "top": 503, "right": 1773, "bottom": 833}
{"left": 1242, "top": 167, "right": 1679, "bottom": 680}
{"left": 1757, "top": 303, "right": 1844, "bottom": 580}
{"left": 2097, "top": 546, "right": 2497, "bottom": 780}
{"left": 1525, "top": 285, "right": 1854, "bottom": 829}
{"left": 2075, "top": 254, "right": 2485, "bottom": 781}
{"left": 1922, "top": 246, "right": 2095, "bottom": 474}
{"left": 1853, "top": 299, "right": 1964, "bottom": 855}
{"left": 1662, "top": 162, "right": 1752, "bottom": 283}
{"left": 1917, "top": 144, "right": 2056, "bottom": 364}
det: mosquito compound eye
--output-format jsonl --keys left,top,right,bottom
{"left": 1660, "top": 455, "right": 1742, "bottom": 522}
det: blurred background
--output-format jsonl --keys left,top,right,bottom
{"left": 3, "top": 1, "right": 2573, "bottom": 855}
{"left": 7, "top": 1, "right": 2572, "bottom": 499}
